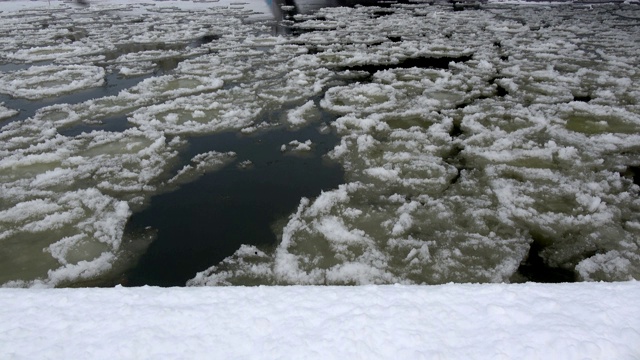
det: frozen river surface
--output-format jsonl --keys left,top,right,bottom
{"left": 1, "top": 0, "right": 640, "bottom": 287}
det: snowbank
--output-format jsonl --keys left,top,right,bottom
{"left": 1, "top": 0, "right": 640, "bottom": 287}
{"left": 1, "top": 282, "right": 639, "bottom": 359}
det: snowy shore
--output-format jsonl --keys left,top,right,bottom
{"left": 1, "top": 282, "right": 639, "bottom": 359}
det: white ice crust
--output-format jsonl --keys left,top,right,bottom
{"left": 190, "top": 3, "right": 640, "bottom": 286}
{"left": 1, "top": 282, "right": 639, "bottom": 359}
{"left": 1, "top": 0, "right": 640, "bottom": 287}
{"left": 0, "top": 103, "right": 19, "bottom": 120}
{"left": 0, "top": 65, "right": 105, "bottom": 100}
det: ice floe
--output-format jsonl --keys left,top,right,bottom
{"left": 0, "top": 103, "right": 19, "bottom": 121}
{"left": 0, "top": 64, "right": 105, "bottom": 100}
{"left": 282, "top": 139, "right": 313, "bottom": 153}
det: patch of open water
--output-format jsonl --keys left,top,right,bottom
{"left": 123, "top": 123, "right": 344, "bottom": 286}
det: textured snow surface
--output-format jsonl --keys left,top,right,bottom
{"left": 1, "top": 282, "right": 639, "bottom": 359}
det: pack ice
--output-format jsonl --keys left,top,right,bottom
{"left": 1, "top": 282, "right": 639, "bottom": 359}
{"left": 0, "top": 0, "right": 639, "bottom": 287}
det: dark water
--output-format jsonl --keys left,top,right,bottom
{"left": 124, "top": 122, "right": 344, "bottom": 287}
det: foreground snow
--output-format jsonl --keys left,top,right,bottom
{"left": 1, "top": 282, "right": 639, "bottom": 359}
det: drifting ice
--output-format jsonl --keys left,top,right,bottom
{"left": 0, "top": 0, "right": 639, "bottom": 287}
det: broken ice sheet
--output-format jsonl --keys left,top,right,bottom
{"left": 189, "top": 3, "right": 640, "bottom": 286}
{"left": 0, "top": 65, "right": 105, "bottom": 100}
{"left": 0, "top": 116, "right": 185, "bottom": 286}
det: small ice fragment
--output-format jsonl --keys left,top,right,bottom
{"left": 286, "top": 100, "right": 316, "bottom": 127}
{"left": 284, "top": 140, "right": 313, "bottom": 153}
{"left": 237, "top": 160, "right": 253, "bottom": 170}
{"left": 588, "top": 197, "right": 601, "bottom": 213}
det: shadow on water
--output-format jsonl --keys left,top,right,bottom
{"left": 124, "top": 123, "right": 344, "bottom": 287}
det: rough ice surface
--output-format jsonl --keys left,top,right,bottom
{"left": 0, "top": 103, "right": 19, "bottom": 120}
{"left": 1, "top": 282, "right": 639, "bottom": 359}
{"left": 1, "top": 0, "right": 640, "bottom": 287}
{"left": 189, "top": 2, "right": 640, "bottom": 285}
{"left": 0, "top": 65, "right": 105, "bottom": 100}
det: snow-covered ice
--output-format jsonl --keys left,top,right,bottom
{"left": 1, "top": 282, "right": 639, "bottom": 359}
{"left": 0, "top": 103, "right": 19, "bottom": 120}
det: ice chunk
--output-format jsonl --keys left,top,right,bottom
{"left": 120, "top": 75, "right": 224, "bottom": 102}
{"left": 282, "top": 139, "right": 313, "bottom": 153}
{"left": 8, "top": 44, "right": 104, "bottom": 63}
{"left": 0, "top": 65, "right": 105, "bottom": 100}
{"left": 129, "top": 88, "right": 261, "bottom": 135}
{"left": 321, "top": 83, "right": 400, "bottom": 115}
{"left": 0, "top": 189, "right": 130, "bottom": 287}
{"left": 286, "top": 100, "right": 318, "bottom": 128}
{"left": 576, "top": 251, "right": 639, "bottom": 282}
{"left": 0, "top": 103, "right": 19, "bottom": 121}
{"left": 168, "top": 151, "right": 236, "bottom": 186}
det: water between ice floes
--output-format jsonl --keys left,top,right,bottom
{"left": 124, "top": 122, "right": 344, "bottom": 286}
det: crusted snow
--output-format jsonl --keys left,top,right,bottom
{"left": 1, "top": 282, "right": 640, "bottom": 359}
